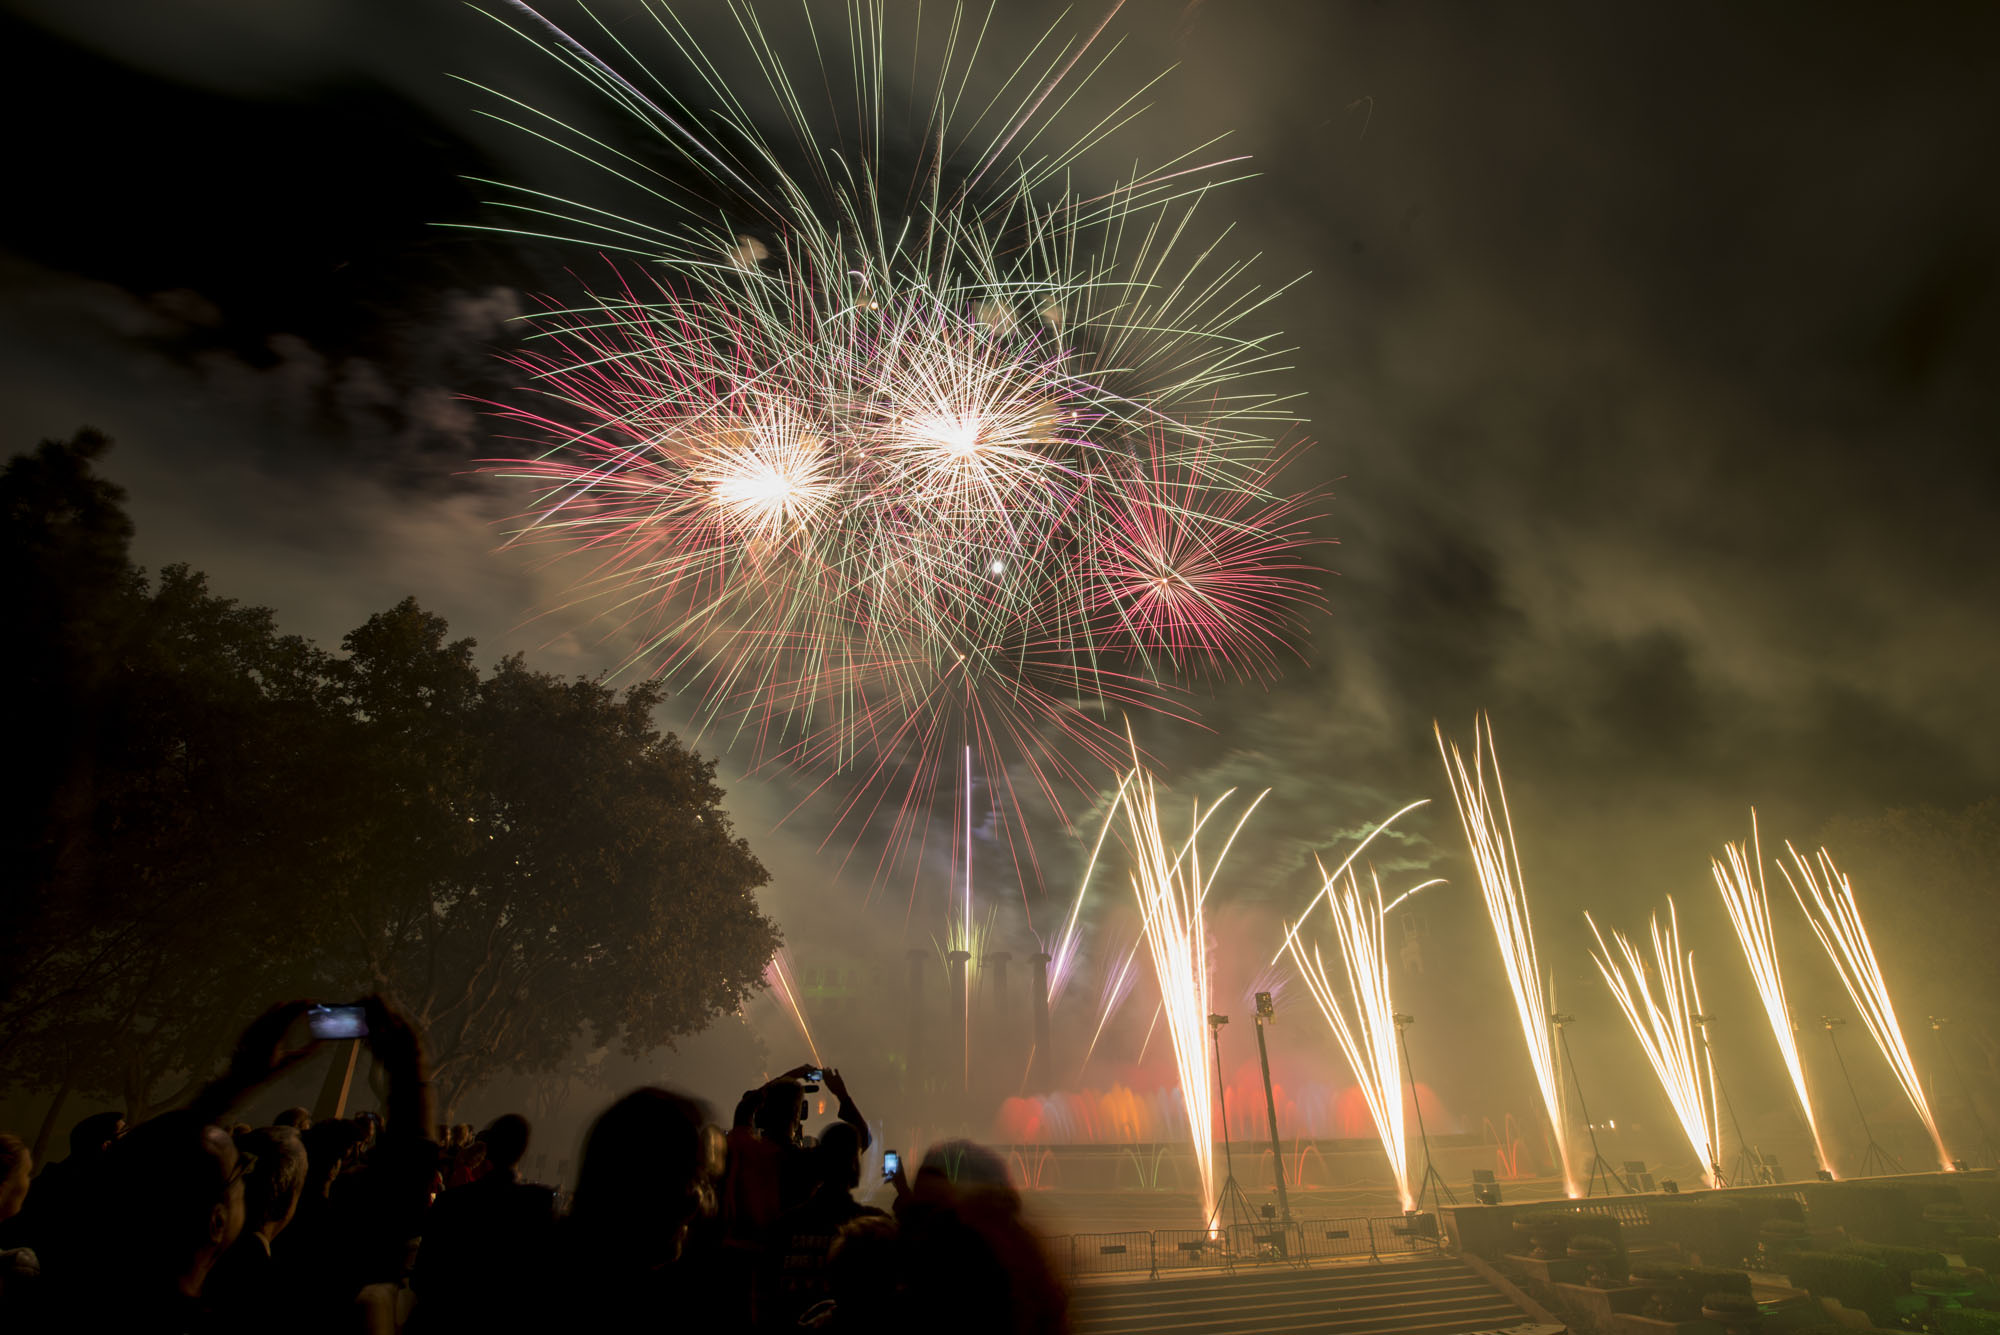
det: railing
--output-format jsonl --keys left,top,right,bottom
{"left": 1046, "top": 1213, "right": 1445, "bottom": 1279}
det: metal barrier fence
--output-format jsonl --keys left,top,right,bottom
{"left": 1046, "top": 1213, "right": 1444, "bottom": 1279}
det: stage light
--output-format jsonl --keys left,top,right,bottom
{"left": 1209, "top": 1013, "right": 1230, "bottom": 1028}
{"left": 1660, "top": 1179, "right": 1680, "bottom": 1195}
{"left": 1472, "top": 1169, "right": 1502, "bottom": 1206}
{"left": 1255, "top": 991, "right": 1275, "bottom": 1020}
{"left": 1816, "top": 1170, "right": 1835, "bottom": 1182}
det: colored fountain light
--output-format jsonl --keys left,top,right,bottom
{"left": 1712, "top": 811, "right": 1833, "bottom": 1176}
{"left": 1784, "top": 843, "right": 1952, "bottom": 1172}
{"left": 1588, "top": 898, "right": 1724, "bottom": 1189}
{"left": 1435, "top": 716, "right": 1580, "bottom": 1197}
{"left": 1283, "top": 866, "right": 1415, "bottom": 1211}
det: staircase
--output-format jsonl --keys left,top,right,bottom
{"left": 1070, "top": 1254, "right": 1547, "bottom": 1335}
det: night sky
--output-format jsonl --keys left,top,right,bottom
{"left": 6, "top": 0, "right": 1996, "bottom": 1158}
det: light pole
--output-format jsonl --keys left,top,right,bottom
{"left": 1253, "top": 991, "right": 1292, "bottom": 1222}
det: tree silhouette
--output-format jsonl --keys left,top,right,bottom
{"left": 1, "top": 431, "right": 779, "bottom": 1128}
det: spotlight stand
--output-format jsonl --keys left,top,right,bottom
{"left": 1395, "top": 1013, "right": 1457, "bottom": 1215}
{"left": 1552, "top": 1013, "right": 1633, "bottom": 1195}
{"left": 1253, "top": 992, "right": 1293, "bottom": 1223}
{"left": 1693, "top": 1014, "right": 1740, "bottom": 1188}
{"left": 1205, "top": 1014, "right": 1258, "bottom": 1254}
{"left": 1933, "top": 1017, "right": 1998, "bottom": 1170}
{"left": 1823, "top": 1016, "right": 1902, "bottom": 1176}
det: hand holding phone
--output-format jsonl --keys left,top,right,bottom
{"left": 882, "top": 1149, "right": 901, "bottom": 1182}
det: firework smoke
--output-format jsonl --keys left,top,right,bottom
{"left": 1436, "top": 717, "right": 1580, "bottom": 1197}
{"left": 1283, "top": 866, "right": 1414, "bottom": 1211}
{"left": 1588, "top": 899, "right": 1724, "bottom": 1189}
{"left": 1784, "top": 843, "right": 1952, "bottom": 1172}
{"left": 1712, "top": 812, "right": 1832, "bottom": 1176}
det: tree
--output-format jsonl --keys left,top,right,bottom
{"left": 318, "top": 600, "right": 780, "bottom": 1112}
{"left": 1, "top": 432, "right": 780, "bottom": 1126}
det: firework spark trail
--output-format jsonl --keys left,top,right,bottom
{"left": 473, "top": 1, "right": 1324, "bottom": 884}
{"left": 1284, "top": 867, "right": 1414, "bottom": 1211}
{"left": 1712, "top": 812, "right": 1833, "bottom": 1176}
{"left": 764, "top": 948, "right": 821, "bottom": 1066}
{"left": 1044, "top": 770, "right": 1139, "bottom": 1008}
{"left": 1588, "top": 899, "right": 1725, "bottom": 1189}
{"left": 1268, "top": 798, "right": 1430, "bottom": 966}
{"left": 1092, "top": 751, "right": 1268, "bottom": 1227}
{"left": 1783, "top": 843, "right": 1952, "bottom": 1172}
{"left": 1080, "top": 927, "right": 1146, "bottom": 1073}
{"left": 1435, "top": 717, "right": 1579, "bottom": 1197}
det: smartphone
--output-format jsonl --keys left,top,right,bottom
{"left": 882, "top": 1149, "right": 901, "bottom": 1181}
{"left": 307, "top": 1004, "right": 369, "bottom": 1041}
{"left": 806, "top": 1068, "right": 825, "bottom": 1083}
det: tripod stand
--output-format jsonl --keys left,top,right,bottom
{"left": 1396, "top": 1014, "right": 1457, "bottom": 1217}
{"left": 1204, "top": 1016, "right": 1260, "bottom": 1260}
{"left": 1825, "top": 1017, "right": 1902, "bottom": 1175}
{"left": 1695, "top": 1013, "right": 1748, "bottom": 1188}
{"left": 1933, "top": 1017, "right": 1997, "bottom": 1169}
{"left": 1553, "top": 1014, "right": 1632, "bottom": 1195}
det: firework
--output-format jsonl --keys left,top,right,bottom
{"left": 1588, "top": 900, "right": 1724, "bottom": 1189}
{"left": 763, "top": 947, "right": 821, "bottom": 1066}
{"left": 1783, "top": 843, "right": 1952, "bottom": 1172}
{"left": 474, "top": 1, "right": 1322, "bottom": 885}
{"left": 1435, "top": 717, "right": 1580, "bottom": 1197}
{"left": 1089, "top": 752, "right": 1268, "bottom": 1227}
{"left": 1044, "top": 770, "right": 1140, "bottom": 1008}
{"left": 1712, "top": 812, "right": 1832, "bottom": 1176}
{"left": 1080, "top": 927, "right": 1146, "bottom": 1074}
{"left": 1283, "top": 866, "right": 1414, "bottom": 1210}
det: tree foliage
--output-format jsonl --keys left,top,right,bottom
{"left": 2, "top": 432, "right": 779, "bottom": 1117}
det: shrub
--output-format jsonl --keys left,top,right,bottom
{"left": 1740, "top": 1195, "right": 1806, "bottom": 1226}
{"left": 1960, "top": 1236, "right": 2000, "bottom": 1272}
{"left": 1515, "top": 1209, "right": 1579, "bottom": 1234}
{"left": 1827, "top": 1185, "right": 1919, "bottom": 1243}
{"left": 1680, "top": 1266, "right": 1754, "bottom": 1299}
{"left": 1652, "top": 1199, "right": 1755, "bottom": 1267}
{"left": 1843, "top": 1240, "right": 1947, "bottom": 1288}
{"left": 1941, "top": 1308, "right": 2000, "bottom": 1335}
{"left": 1511, "top": 1210, "right": 1581, "bottom": 1258}
{"left": 1785, "top": 1250, "right": 1897, "bottom": 1326}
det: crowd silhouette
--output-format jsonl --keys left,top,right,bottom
{"left": 0, "top": 999, "right": 1068, "bottom": 1334}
